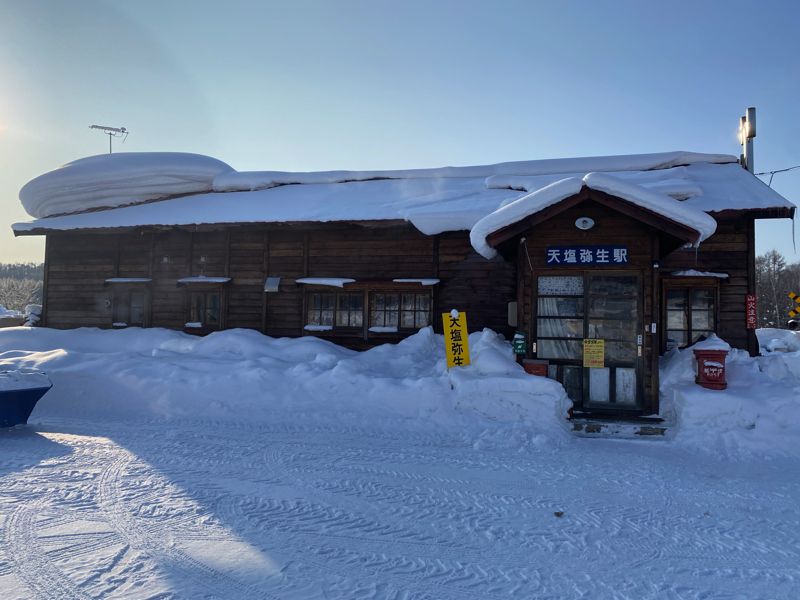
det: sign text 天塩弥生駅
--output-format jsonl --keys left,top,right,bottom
{"left": 443, "top": 310, "right": 471, "bottom": 368}
{"left": 546, "top": 246, "right": 628, "bottom": 265}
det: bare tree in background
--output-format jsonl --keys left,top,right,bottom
{"left": 0, "top": 278, "right": 41, "bottom": 312}
{"left": 755, "top": 250, "right": 799, "bottom": 327}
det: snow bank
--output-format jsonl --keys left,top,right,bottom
{"left": 757, "top": 327, "right": 800, "bottom": 353}
{"left": 20, "top": 153, "right": 234, "bottom": 218}
{"left": 0, "top": 327, "right": 571, "bottom": 446}
{"left": 660, "top": 336, "right": 800, "bottom": 459}
{"left": 0, "top": 305, "right": 23, "bottom": 320}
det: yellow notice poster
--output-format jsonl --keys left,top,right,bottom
{"left": 443, "top": 310, "right": 471, "bottom": 368}
{"left": 583, "top": 339, "right": 605, "bottom": 368}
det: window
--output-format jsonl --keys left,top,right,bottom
{"left": 336, "top": 293, "right": 364, "bottom": 327}
{"left": 665, "top": 287, "right": 716, "bottom": 350}
{"left": 370, "top": 292, "right": 431, "bottom": 330}
{"left": 304, "top": 289, "right": 431, "bottom": 334}
{"left": 112, "top": 288, "right": 147, "bottom": 327}
{"left": 306, "top": 292, "right": 364, "bottom": 329}
{"left": 189, "top": 291, "right": 221, "bottom": 329}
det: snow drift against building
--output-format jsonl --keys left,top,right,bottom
{"left": 20, "top": 153, "right": 234, "bottom": 218}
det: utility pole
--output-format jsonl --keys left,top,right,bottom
{"left": 738, "top": 107, "right": 756, "bottom": 173}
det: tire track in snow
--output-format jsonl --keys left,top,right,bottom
{"left": 4, "top": 499, "right": 91, "bottom": 600}
{"left": 97, "top": 454, "right": 276, "bottom": 600}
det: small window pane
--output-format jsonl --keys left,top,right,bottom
{"left": 386, "top": 294, "right": 399, "bottom": 310}
{"left": 113, "top": 293, "right": 130, "bottom": 323}
{"left": 589, "top": 319, "right": 636, "bottom": 341}
{"left": 205, "top": 293, "right": 220, "bottom": 324}
{"left": 538, "top": 339, "right": 582, "bottom": 360}
{"left": 666, "top": 290, "right": 687, "bottom": 310}
{"left": 562, "top": 366, "right": 583, "bottom": 401}
{"left": 589, "top": 368, "right": 611, "bottom": 403}
{"left": 667, "top": 310, "right": 687, "bottom": 329}
{"left": 605, "top": 342, "right": 636, "bottom": 362}
{"left": 589, "top": 297, "right": 635, "bottom": 320}
{"left": 691, "top": 310, "right": 713, "bottom": 330}
{"left": 401, "top": 310, "right": 415, "bottom": 328}
{"left": 691, "top": 289, "right": 714, "bottom": 310}
{"left": 537, "top": 318, "right": 583, "bottom": 338}
{"left": 414, "top": 311, "right": 430, "bottom": 328}
{"left": 416, "top": 295, "right": 430, "bottom": 311}
{"left": 190, "top": 294, "right": 203, "bottom": 322}
{"left": 615, "top": 368, "right": 637, "bottom": 405}
{"left": 538, "top": 276, "right": 583, "bottom": 296}
{"left": 130, "top": 292, "right": 145, "bottom": 325}
{"left": 402, "top": 294, "right": 415, "bottom": 311}
{"left": 666, "top": 330, "right": 686, "bottom": 350}
{"left": 538, "top": 297, "right": 584, "bottom": 317}
{"left": 589, "top": 275, "right": 637, "bottom": 296}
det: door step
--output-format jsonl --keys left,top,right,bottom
{"left": 570, "top": 419, "right": 667, "bottom": 439}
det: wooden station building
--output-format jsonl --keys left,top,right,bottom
{"left": 14, "top": 151, "right": 794, "bottom": 417}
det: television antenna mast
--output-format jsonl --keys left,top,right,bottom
{"left": 89, "top": 124, "right": 129, "bottom": 154}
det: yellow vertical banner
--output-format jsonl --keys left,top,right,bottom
{"left": 443, "top": 310, "right": 471, "bottom": 368}
{"left": 583, "top": 339, "right": 605, "bottom": 368}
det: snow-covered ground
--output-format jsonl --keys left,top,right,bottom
{"left": 0, "top": 327, "right": 799, "bottom": 599}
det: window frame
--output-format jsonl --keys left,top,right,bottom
{"left": 108, "top": 283, "right": 150, "bottom": 328}
{"left": 182, "top": 286, "right": 226, "bottom": 332}
{"left": 301, "top": 283, "right": 434, "bottom": 340}
{"left": 305, "top": 291, "right": 364, "bottom": 331}
{"left": 661, "top": 279, "right": 720, "bottom": 352}
{"left": 369, "top": 290, "right": 432, "bottom": 332}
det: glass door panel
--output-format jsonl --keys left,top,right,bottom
{"left": 536, "top": 273, "right": 642, "bottom": 411}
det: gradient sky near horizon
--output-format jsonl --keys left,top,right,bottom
{"left": 0, "top": 0, "right": 798, "bottom": 262}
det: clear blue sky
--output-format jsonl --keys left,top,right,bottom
{"left": 1, "top": 0, "right": 798, "bottom": 262}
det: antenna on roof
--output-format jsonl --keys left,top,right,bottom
{"left": 89, "top": 125, "right": 129, "bottom": 154}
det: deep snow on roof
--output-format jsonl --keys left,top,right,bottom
{"left": 12, "top": 151, "right": 794, "bottom": 238}
{"left": 470, "top": 174, "right": 719, "bottom": 259}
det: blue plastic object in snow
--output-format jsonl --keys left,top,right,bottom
{"left": 0, "top": 372, "right": 53, "bottom": 427}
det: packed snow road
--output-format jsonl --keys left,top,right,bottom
{"left": 1, "top": 417, "right": 799, "bottom": 600}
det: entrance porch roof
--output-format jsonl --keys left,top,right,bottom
{"left": 470, "top": 172, "right": 719, "bottom": 259}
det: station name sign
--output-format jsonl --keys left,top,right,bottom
{"left": 546, "top": 245, "right": 628, "bottom": 265}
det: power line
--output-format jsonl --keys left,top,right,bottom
{"left": 756, "top": 164, "right": 800, "bottom": 187}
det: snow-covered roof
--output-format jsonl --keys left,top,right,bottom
{"left": 470, "top": 174, "right": 719, "bottom": 259}
{"left": 13, "top": 152, "right": 794, "bottom": 251}
{"left": 20, "top": 153, "right": 233, "bottom": 219}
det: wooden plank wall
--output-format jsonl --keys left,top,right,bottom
{"left": 45, "top": 235, "right": 118, "bottom": 327}
{"left": 150, "top": 230, "right": 192, "bottom": 329}
{"left": 437, "top": 233, "right": 516, "bottom": 337}
{"left": 227, "top": 231, "right": 266, "bottom": 330}
{"left": 43, "top": 225, "right": 515, "bottom": 343}
{"left": 660, "top": 216, "right": 753, "bottom": 352}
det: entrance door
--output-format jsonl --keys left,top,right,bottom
{"left": 535, "top": 273, "right": 642, "bottom": 411}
